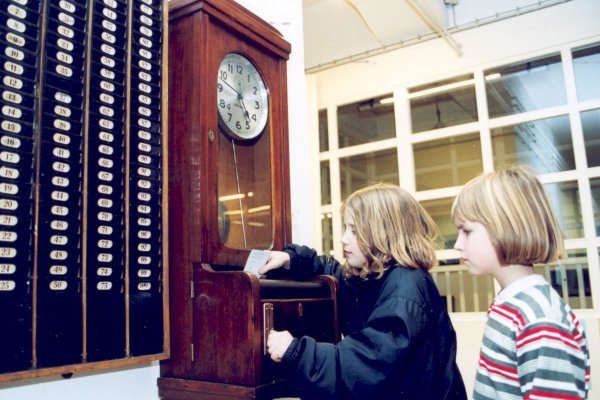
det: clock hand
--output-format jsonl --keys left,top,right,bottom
{"left": 239, "top": 99, "right": 251, "bottom": 122}
{"left": 219, "top": 77, "right": 240, "bottom": 95}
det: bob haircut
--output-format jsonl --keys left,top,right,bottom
{"left": 341, "top": 183, "right": 438, "bottom": 279}
{"left": 452, "top": 165, "right": 565, "bottom": 266}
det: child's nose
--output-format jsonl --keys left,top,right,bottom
{"left": 453, "top": 235, "right": 463, "bottom": 251}
{"left": 340, "top": 232, "right": 349, "bottom": 245}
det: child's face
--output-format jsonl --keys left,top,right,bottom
{"left": 341, "top": 209, "right": 368, "bottom": 269}
{"left": 454, "top": 220, "right": 500, "bottom": 276}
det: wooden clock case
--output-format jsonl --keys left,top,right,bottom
{"left": 160, "top": 1, "right": 339, "bottom": 399}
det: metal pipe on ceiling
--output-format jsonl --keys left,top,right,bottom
{"left": 404, "top": 0, "right": 463, "bottom": 57}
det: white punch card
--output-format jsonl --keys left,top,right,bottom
{"left": 243, "top": 249, "right": 270, "bottom": 277}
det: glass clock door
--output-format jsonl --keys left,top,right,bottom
{"left": 217, "top": 130, "right": 273, "bottom": 249}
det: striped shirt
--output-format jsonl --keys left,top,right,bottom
{"left": 473, "top": 274, "right": 590, "bottom": 400}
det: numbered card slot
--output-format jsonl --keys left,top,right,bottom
{"left": 130, "top": 97, "right": 161, "bottom": 123}
{"left": 46, "top": 15, "right": 87, "bottom": 47}
{"left": 47, "top": 3, "right": 88, "bottom": 33}
{"left": 1, "top": 81, "right": 36, "bottom": 109}
{"left": 1, "top": 58, "right": 38, "bottom": 85}
{"left": 0, "top": 131, "right": 33, "bottom": 157}
{"left": 91, "top": 17, "right": 127, "bottom": 44}
{"left": 45, "top": 30, "right": 87, "bottom": 60}
{"left": 132, "top": 8, "right": 162, "bottom": 36}
{"left": 2, "top": 101, "right": 36, "bottom": 126}
{"left": 90, "top": 60, "right": 126, "bottom": 87}
{"left": 0, "top": 150, "right": 34, "bottom": 184}
{"left": 41, "top": 98, "right": 84, "bottom": 127}
{"left": 42, "top": 84, "right": 85, "bottom": 112}
{"left": 0, "top": 6, "right": 41, "bottom": 30}
{"left": 5, "top": 0, "right": 42, "bottom": 14}
{"left": 1, "top": 67, "right": 37, "bottom": 97}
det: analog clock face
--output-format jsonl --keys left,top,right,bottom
{"left": 217, "top": 53, "right": 269, "bottom": 140}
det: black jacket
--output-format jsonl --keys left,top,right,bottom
{"left": 278, "top": 244, "right": 467, "bottom": 400}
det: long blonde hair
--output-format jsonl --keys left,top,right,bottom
{"left": 341, "top": 183, "right": 438, "bottom": 279}
{"left": 452, "top": 165, "right": 565, "bottom": 265}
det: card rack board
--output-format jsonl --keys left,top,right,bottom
{"left": 0, "top": 0, "right": 169, "bottom": 381}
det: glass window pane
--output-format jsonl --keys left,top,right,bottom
{"left": 321, "top": 212, "right": 334, "bottom": 257}
{"left": 486, "top": 54, "right": 566, "bottom": 118}
{"left": 319, "top": 109, "right": 329, "bottom": 152}
{"left": 544, "top": 181, "right": 583, "bottom": 239}
{"left": 573, "top": 43, "right": 600, "bottom": 101}
{"left": 534, "top": 249, "right": 592, "bottom": 310}
{"left": 431, "top": 260, "right": 496, "bottom": 312}
{"left": 491, "top": 115, "right": 574, "bottom": 174}
{"left": 320, "top": 160, "right": 331, "bottom": 205}
{"left": 591, "top": 177, "right": 600, "bottom": 236}
{"left": 409, "top": 75, "right": 478, "bottom": 133}
{"left": 421, "top": 197, "right": 456, "bottom": 250}
{"left": 581, "top": 108, "right": 600, "bottom": 167}
{"left": 340, "top": 149, "right": 398, "bottom": 200}
{"left": 337, "top": 94, "right": 395, "bottom": 148}
{"left": 414, "top": 133, "right": 482, "bottom": 191}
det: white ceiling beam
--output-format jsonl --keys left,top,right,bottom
{"left": 404, "top": 0, "right": 463, "bottom": 56}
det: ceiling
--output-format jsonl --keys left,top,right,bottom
{"left": 301, "top": 0, "right": 568, "bottom": 73}
{"left": 302, "top": 0, "right": 450, "bottom": 72}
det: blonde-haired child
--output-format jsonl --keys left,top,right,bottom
{"left": 452, "top": 165, "right": 590, "bottom": 399}
{"left": 260, "top": 183, "right": 467, "bottom": 400}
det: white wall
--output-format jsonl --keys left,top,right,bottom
{"left": 0, "top": 1, "right": 306, "bottom": 399}
{"left": 236, "top": 0, "right": 315, "bottom": 246}
{"left": 0, "top": 364, "right": 160, "bottom": 400}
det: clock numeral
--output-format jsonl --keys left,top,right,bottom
{"left": 227, "top": 63, "right": 243, "bottom": 74}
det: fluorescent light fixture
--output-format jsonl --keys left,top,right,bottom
{"left": 224, "top": 210, "right": 242, "bottom": 216}
{"left": 248, "top": 205, "right": 270, "bottom": 214}
{"left": 219, "top": 193, "right": 245, "bottom": 201}
{"left": 379, "top": 97, "right": 394, "bottom": 104}
{"left": 408, "top": 79, "right": 474, "bottom": 99}
{"left": 485, "top": 73, "right": 501, "bottom": 81}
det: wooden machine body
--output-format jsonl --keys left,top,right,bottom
{"left": 161, "top": 0, "right": 339, "bottom": 398}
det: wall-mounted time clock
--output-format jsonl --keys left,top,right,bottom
{"left": 161, "top": 1, "right": 321, "bottom": 400}
{"left": 217, "top": 53, "right": 269, "bottom": 141}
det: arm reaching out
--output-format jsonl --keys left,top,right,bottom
{"left": 258, "top": 251, "right": 290, "bottom": 275}
{"left": 267, "top": 330, "right": 294, "bottom": 362}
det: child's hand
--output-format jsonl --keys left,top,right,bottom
{"left": 266, "top": 330, "right": 293, "bottom": 362}
{"left": 258, "top": 251, "right": 290, "bottom": 275}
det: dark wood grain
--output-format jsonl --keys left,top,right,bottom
{"left": 162, "top": 1, "right": 338, "bottom": 398}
